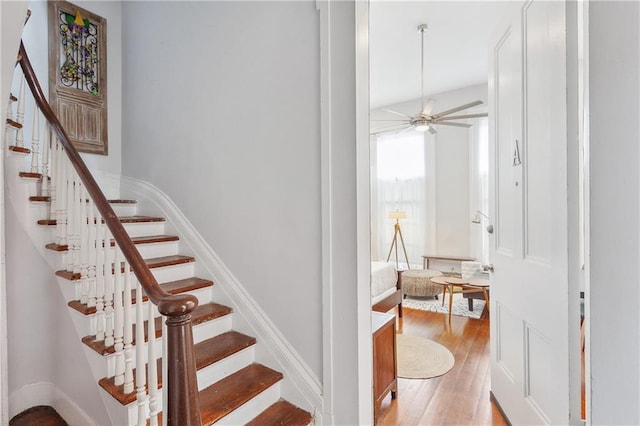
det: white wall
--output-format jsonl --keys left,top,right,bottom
{"left": 589, "top": 1, "right": 640, "bottom": 423}
{"left": 371, "top": 84, "right": 488, "bottom": 262}
{"left": 20, "top": 0, "right": 122, "bottom": 176}
{"left": 121, "top": 1, "right": 323, "bottom": 380}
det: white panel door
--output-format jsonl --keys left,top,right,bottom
{"left": 488, "top": 1, "right": 569, "bottom": 424}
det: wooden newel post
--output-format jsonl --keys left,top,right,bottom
{"left": 165, "top": 314, "right": 202, "bottom": 426}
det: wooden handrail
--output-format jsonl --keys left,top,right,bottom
{"left": 17, "top": 41, "right": 202, "bottom": 425}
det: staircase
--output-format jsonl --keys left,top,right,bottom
{"left": 4, "top": 37, "right": 313, "bottom": 425}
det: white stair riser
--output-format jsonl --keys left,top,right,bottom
{"left": 133, "top": 241, "right": 180, "bottom": 259}
{"left": 196, "top": 346, "right": 255, "bottom": 391}
{"left": 214, "top": 382, "right": 282, "bottom": 426}
{"left": 192, "top": 314, "right": 234, "bottom": 344}
{"left": 121, "top": 222, "right": 166, "bottom": 238}
{"left": 150, "top": 262, "right": 195, "bottom": 283}
{"left": 109, "top": 204, "right": 138, "bottom": 217}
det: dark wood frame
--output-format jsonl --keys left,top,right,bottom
{"left": 48, "top": 0, "right": 108, "bottom": 155}
{"left": 372, "top": 312, "right": 397, "bottom": 424}
{"left": 372, "top": 270, "right": 403, "bottom": 318}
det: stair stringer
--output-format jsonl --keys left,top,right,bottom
{"left": 119, "top": 175, "right": 324, "bottom": 423}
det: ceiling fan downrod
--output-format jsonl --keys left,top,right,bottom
{"left": 417, "top": 24, "right": 428, "bottom": 114}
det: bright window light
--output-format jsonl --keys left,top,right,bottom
{"left": 376, "top": 131, "right": 425, "bottom": 181}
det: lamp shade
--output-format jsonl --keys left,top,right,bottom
{"left": 388, "top": 210, "right": 407, "bottom": 220}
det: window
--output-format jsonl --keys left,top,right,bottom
{"left": 371, "top": 130, "right": 427, "bottom": 267}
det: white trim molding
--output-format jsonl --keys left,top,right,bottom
{"left": 317, "top": 0, "right": 365, "bottom": 424}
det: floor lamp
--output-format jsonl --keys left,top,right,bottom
{"left": 386, "top": 210, "right": 410, "bottom": 270}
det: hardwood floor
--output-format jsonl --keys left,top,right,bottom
{"left": 376, "top": 306, "right": 509, "bottom": 426}
{"left": 9, "top": 406, "right": 67, "bottom": 426}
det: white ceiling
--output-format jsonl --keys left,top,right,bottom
{"left": 370, "top": 1, "right": 510, "bottom": 109}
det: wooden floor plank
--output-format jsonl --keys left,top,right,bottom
{"left": 376, "top": 306, "right": 508, "bottom": 426}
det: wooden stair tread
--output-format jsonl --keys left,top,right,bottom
{"left": 98, "top": 358, "right": 163, "bottom": 405}
{"left": 119, "top": 216, "right": 165, "bottom": 223}
{"left": 98, "top": 331, "right": 255, "bottom": 405}
{"left": 31, "top": 197, "right": 137, "bottom": 205}
{"left": 144, "top": 255, "right": 194, "bottom": 269}
{"left": 81, "top": 302, "right": 232, "bottom": 355}
{"left": 199, "top": 364, "right": 284, "bottom": 425}
{"left": 56, "top": 254, "right": 195, "bottom": 281}
{"left": 6, "top": 118, "right": 22, "bottom": 129}
{"left": 8, "top": 145, "right": 30, "bottom": 154}
{"left": 46, "top": 234, "right": 179, "bottom": 252}
{"left": 29, "top": 196, "right": 50, "bottom": 202}
{"left": 19, "top": 171, "right": 42, "bottom": 180}
{"left": 67, "top": 277, "right": 213, "bottom": 315}
{"left": 107, "top": 199, "right": 137, "bottom": 204}
{"left": 246, "top": 400, "right": 313, "bottom": 426}
{"left": 194, "top": 331, "right": 256, "bottom": 370}
{"left": 38, "top": 215, "right": 165, "bottom": 226}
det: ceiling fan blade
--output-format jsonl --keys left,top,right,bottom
{"left": 382, "top": 108, "right": 413, "bottom": 118}
{"left": 432, "top": 100, "right": 484, "bottom": 119}
{"left": 435, "top": 121, "right": 473, "bottom": 128}
{"left": 421, "top": 98, "right": 437, "bottom": 116}
{"left": 427, "top": 126, "right": 437, "bottom": 135}
{"left": 371, "top": 119, "right": 411, "bottom": 122}
{"left": 370, "top": 124, "right": 412, "bottom": 134}
{"left": 437, "top": 113, "right": 488, "bottom": 120}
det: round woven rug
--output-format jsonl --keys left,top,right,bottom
{"left": 396, "top": 334, "right": 455, "bottom": 379}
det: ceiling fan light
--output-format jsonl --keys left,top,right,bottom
{"left": 414, "top": 120, "right": 430, "bottom": 132}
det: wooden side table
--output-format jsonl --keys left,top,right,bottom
{"left": 372, "top": 311, "right": 397, "bottom": 423}
{"left": 422, "top": 254, "right": 476, "bottom": 270}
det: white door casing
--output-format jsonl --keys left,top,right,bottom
{"left": 489, "top": 1, "right": 571, "bottom": 424}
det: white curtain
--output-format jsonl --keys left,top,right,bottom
{"left": 371, "top": 130, "right": 427, "bottom": 268}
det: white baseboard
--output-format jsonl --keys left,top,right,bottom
{"left": 9, "top": 382, "right": 95, "bottom": 425}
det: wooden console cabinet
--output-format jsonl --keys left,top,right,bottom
{"left": 372, "top": 311, "right": 397, "bottom": 423}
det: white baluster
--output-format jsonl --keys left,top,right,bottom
{"left": 49, "top": 138, "right": 57, "bottom": 222}
{"left": 104, "top": 229, "right": 115, "bottom": 348}
{"left": 41, "top": 126, "right": 50, "bottom": 196}
{"left": 79, "top": 183, "right": 89, "bottom": 305}
{"left": 56, "top": 146, "right": 67, "bottom": 245}
{"left": 72, "top": 174, "right": 82, "bottom": 277}
{"left": 113, "top": 247, "right": 124, "bottom": 386}
{"left": 15, "top": 76, "right": 24, "bottom": 148}
{"left": 148, "top": 302, "right": 159, "bottom": 426}
{"left": 95, "top": 212, "right": 106, "bottom": 342}
{"left": 5, "top": 96, "right": 15, "bottom": 146}
{"left": 87, "top": 197, "right": 97, "bottom": 310}
{"left": 135, "top": 287, "right": 148, "bottom": 426}
{"left": 30, "top": 106, "right": 40, "bottom": 173}
{"left": 123, "top": 263, "right": 134, "bottom": 395}
{"left": 65, "top": 162, "right": 74, "bottom": 272}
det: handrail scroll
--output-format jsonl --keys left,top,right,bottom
{"left": 17, "top": 41, "right": 202, "bottom": 425}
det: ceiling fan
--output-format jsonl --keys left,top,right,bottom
{"left": 373, "top": 24, "right": 488, "bottom": 134}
